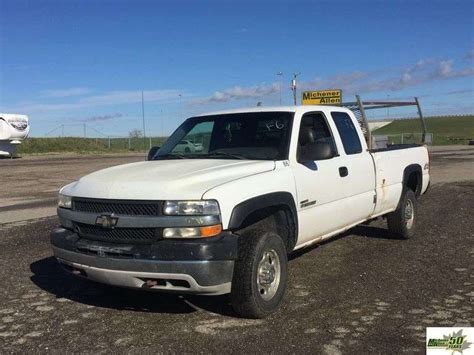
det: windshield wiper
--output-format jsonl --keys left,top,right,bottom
{"left": 204, "top": 152, "right": 248, "bottom": 160}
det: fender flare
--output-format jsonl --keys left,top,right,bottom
{"left": 403, "top": 164, "right": 423, "bottom": 196}
{"left": 394, "top": 164, "right": 423, "bottom": 211}
{"left": 227, "top": 191, "right": 298, "bottom": 238}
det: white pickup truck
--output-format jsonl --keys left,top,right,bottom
{"left": 51, "top": 106, "right": 430, "bottom": 318}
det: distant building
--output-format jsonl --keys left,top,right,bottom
{"left": 0, "top": 113, "right": 30, "bottom": 157}
{"left": 368, "top": 120, "right": 393, "bottom": 131}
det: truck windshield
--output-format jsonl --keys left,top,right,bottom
{"left": 154, "top": 112, "right": 294, "bottom": 160}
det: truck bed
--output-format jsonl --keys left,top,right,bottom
{"left": 370, "top": 144, "right": 430, "bottom": 216}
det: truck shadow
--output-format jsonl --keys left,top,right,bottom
{"left": 348, "top": 224, "right": 398, "bottom": 240}
{"left": 30, "top": 256, "right": 235, "bottom": 317}
{"left": 30, "top": 225, "right": 396, "bottom": 316}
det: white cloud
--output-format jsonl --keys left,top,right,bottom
{"left": 40, "top": 87, "right": 91, "bottom": 98}
{"left": 302, "top": 58, "right": 473, "bottom": 97}
{"left": 79, "top": 113, "right": 123, "bottom": 122}
{"left": 192, "top": 56, "right": 473, "bottom": 105}
{"left": 8, "top": 53, "right": 474, "bottom": 117}
{"left": 437, "top": 60, "right": 453, "bottom": 78}
{"left": 193, "top": 83, "right": 280, "bottom": 104}
{"left": 13, "top": 89, "right": 185, "bottom": 113}
{"left": 76, "top": 89, "right": 182, "bottom": 106}
{"left": 446, "top": 88, "right": 473, "bottom": 95}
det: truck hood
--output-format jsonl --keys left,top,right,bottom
{"left": 62, "top": 159, "right": 275, "bottom": 200}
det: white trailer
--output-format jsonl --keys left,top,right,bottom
{"left": 0, "top": 113, "right": 30, "bottom": 157}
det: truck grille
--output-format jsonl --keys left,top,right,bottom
{"left": 74, "top": 222, "right": 159, "bottom": 244}
{"left": 72, "top": 198, "right": 162, "bottom": 216}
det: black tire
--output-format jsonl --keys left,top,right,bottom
{"left": 184, "top": 147, "right": 191, "bottom": 153}
{"left": 231, "top": 230, "right": 287, "bottom": 319}
{"left": 387, "top": 189, "right": 417, "bottom": 239}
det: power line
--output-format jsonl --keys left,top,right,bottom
{"left": 277, "top": 72, "right": 283, "bottom": 105}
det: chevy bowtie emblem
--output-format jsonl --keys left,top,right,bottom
{"left": 95, "top": 214, "right": 118, "bottom": 229}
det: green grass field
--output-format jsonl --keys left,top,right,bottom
{"left": 373, "top": 115, "right": 474, "bottom": 145}
{"left": 17, "top": 136, "right": 167, "bottom": 154}
{"left": 13, "top": 115, "right": 474, "bottom": 154}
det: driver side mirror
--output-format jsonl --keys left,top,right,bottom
{"left": 298, "top": 142, "right": 335, "bottom": 163}
{"left": 147, "top": 146, "right": 160, "bottom": 160}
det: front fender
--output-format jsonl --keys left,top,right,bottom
{"left": 201, "top": 166, "right": 297, "bottom": 230}
{"left": 227, "top": 191, "right": 298, "bottom": 240}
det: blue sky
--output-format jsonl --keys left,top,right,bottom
{"left": 1, "top": 0, "right": 473, "bottom": 137}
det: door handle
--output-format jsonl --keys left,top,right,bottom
{"left": 339, "top": 166, "right": 348, "bottom": 177}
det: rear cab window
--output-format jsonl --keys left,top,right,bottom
{"left": 331, "top": 112, "right": 362, "bottom": 155}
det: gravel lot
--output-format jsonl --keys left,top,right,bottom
{"left": 0, "top": 147, "right": 473, "bottom": 353}
{"left": 0, "top": 153, "right": 144, "bottom": 208}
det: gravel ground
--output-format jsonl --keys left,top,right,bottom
{"left": 0, "top": 183, "right": 473, "bottom": 353}
{"left": 0, "top": 154, "right": 144, "bottom": 207}
{"left": 0, "top": 147, "right": 473, "bottom": 353}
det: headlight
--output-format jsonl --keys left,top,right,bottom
{"left": 58, "top": 194, "right": 72, "bottom": 209}
{"left": 163, "top": 200, "right": 220, "bottom": 215}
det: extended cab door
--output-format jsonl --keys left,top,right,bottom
{"left": 291, "top": 111, "right": 351, "bottom": 244}
{"left": 329, "top": 110, "right": 376, "bottom": 224}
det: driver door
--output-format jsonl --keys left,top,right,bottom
{"left": 292, "top": 112, "right": 349, "bottom": 244}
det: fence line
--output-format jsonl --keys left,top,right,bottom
{"left": 372, "top": 132, "right": 433, "bottom": 145}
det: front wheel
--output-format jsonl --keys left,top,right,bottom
{"left": 231, "top": 230, "right": 287, "bottom": 319}
{"left": 387, "top": 189, "right": 418, "bottom": 239}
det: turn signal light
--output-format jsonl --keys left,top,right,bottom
{"left": 200, "top": 224, "right": 222, "bottom": 238}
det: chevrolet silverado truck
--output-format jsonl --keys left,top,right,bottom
{"left": 51, "top": 106, "right": 430, "bottom": 318}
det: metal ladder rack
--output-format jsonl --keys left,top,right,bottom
{"left": 342, "top": 95, "right": 427, "bottom": 149}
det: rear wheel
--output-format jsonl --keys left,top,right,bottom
{"left": 387, "top": 189, "right": 417, "bottom": 239}
{"left": 231, "top": 230, "right": 287, "bottom": 319}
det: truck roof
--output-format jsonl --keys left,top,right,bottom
{"left": 195, "top": 105, "right": 351, "bottom": 117}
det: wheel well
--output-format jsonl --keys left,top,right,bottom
{"left": 234, "top": 206, "right": 297, "bottom": 253}
{"left": 403, "top": 164, "right": 422, "bottom": 197}
{"left": 406, "top": 172, "right": 419, "bottom": 193}
{"left": 405, "top": 171, "right": 422, "bottom": 197}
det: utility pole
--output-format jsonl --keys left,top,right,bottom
{"left": 83, "top": 123, "right": 86, "bottom": 138}
{"left": 291, "top": 72, "right": 300, "bottom": 105}
{"left": 387, "top": 94, "right": 390, "bottom": 119}
{"left": 276, "top": 72, "right": 283, "bottom": 105}
{"left": 141, "top": 90, "right": 147, "bottom": 152}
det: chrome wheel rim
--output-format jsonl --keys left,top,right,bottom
{"left": 405, "top": 199, "right": 414, "bottom": 229}
{"left": 257, "top": 249, "right": 281, "bottom": 301}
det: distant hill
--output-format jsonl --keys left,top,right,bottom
{"left": 373, "top": 115, "right": 474, "bottom": 145}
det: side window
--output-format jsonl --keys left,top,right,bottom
{"left": 297, "top": 112, "right": 337, "bottom": 157}
{"left": 331, "top": 112, "right": 362, "bottom": 155}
